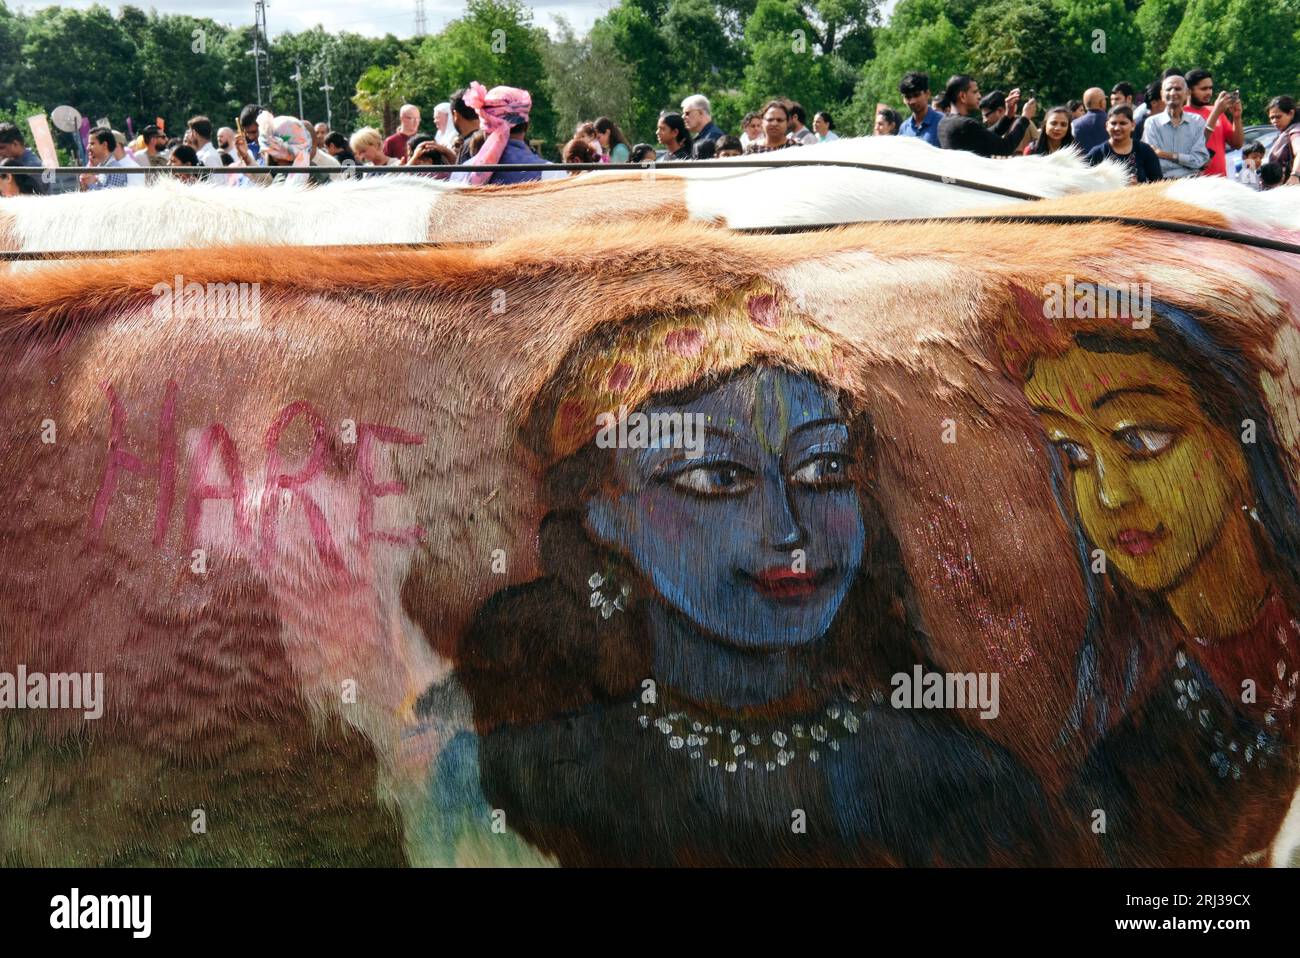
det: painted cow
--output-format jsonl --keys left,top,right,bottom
{"left": 0, "top": 137, "right": 1128, "bottom": 253}
{"left": 2, "top": 176, "right": 1299, "bottom": 867}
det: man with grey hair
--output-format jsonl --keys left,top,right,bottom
{"left": 681, "top": 94, "right": 724, "bottom": 150}
{"left": 383, "top": 103, "right": 421, "bottom": 161}
{"left": 1142, "top": 75, "right": 1209, "bottom": 178}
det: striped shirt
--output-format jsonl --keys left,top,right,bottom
{"left": 87, "top": 155, "right": 129, "bottom": 190}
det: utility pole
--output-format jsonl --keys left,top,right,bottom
{"left": 291, "top": 56, "right": 305, "bottom": 119}
{"left": 415, "top": 0, "right": 427, "bottom": 37}
{"left": 320, "top": 58, "right": 334, "bottom": 129}
{"left": 247, "top": 0, "right": 271, "bottom": 107}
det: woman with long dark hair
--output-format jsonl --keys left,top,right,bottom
{"left": 656, "top": 111, "right": 693, "bottom": 161}
{"left": 428, "top": 286, "right": 1059, "bottom": 867}
{"left": 1265, "top": 95, "right": 1300, "bottom": 185}
{"left": 1007, "top": 299, "right": 1300, "bottom": 865}
{"left": 593, "top": 116, "right": 630, "bottom": 164}
{"left": 0, "top": 157, "right": 42, "bottom": 196}
{"left": 1025, "top": 106, "right": 1076, "bottom": 155}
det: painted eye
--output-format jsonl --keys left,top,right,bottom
{"left": 669, "top": 463, "right": 755, "bottom": 496}
{"left": 790, "top": 453, "right": 852, "bottom": 488}
{"left": 1054, "top": 439, "right": 1091, "bottom": 469}
{"left": 1115, "top": 427, "right": 1175, "bottom": 457}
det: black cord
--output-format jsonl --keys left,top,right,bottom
{"left": 3, "top": 213, "right": 1298, "bottom": 262}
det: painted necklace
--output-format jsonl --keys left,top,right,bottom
{"left": 632, "top": 689, "right": 885, "bottom": 773}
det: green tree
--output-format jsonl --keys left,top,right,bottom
{"left": 0, "top": 2, "right": 27, "bottom": 108}
{"left": 741, "top": 0, "right": 834, "bottom": 114}
{"left": 963, "top": 0, "right": 1072, "bottom": 104}
{"left": 353, "top": 64, "right": 410, "bottom": 133}
{"left": 792, "top": 0, "right": 881, "bottom": 59}
{"left": 594, "top": 0, "right": 674, "bottom": 141}
{"left": 132, "top": 12, "right": 234, "bottom": 132}
{"left": 1133, "top": 0, "right": 1187, "bottom": 78}
{"left": 270, "top": 27, "right": 411, "bottom": 128}
{"left": 543, "top": 16, "right": 636, "bottom": 137}
{"left": 398, "top": 0, "right": 554, "bottom": 146}
{"left": 663, "top": 0, "right": 745, "bottom": 93}
{"left": 1163, "top": 0, "right": 1300, "bottom": 121}
{"left": 846, "top": 13, "right": 966, "bottom": 133}
{"left": 19, "top": 5, "right": 141, "bottom": 127}
{"left": 888, "top": 0, "right": 984, "bottom": 33}
{"left": 1056, "top": 0, "right": 1145, "bottom": 101}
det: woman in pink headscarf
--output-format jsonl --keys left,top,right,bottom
{"left": 450, "top": 82, "right": 551, "bottom": 186}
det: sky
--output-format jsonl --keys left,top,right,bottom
{"left": 22, "top": 1, "right": 900, "bottom": 39}
{"left": 21, "top": 0, "right": 621, "bottom": 37}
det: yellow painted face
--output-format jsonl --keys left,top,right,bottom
{"left": 1023, "top": 344, "right": 1251, "bottom": 593}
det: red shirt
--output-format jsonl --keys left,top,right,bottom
{"left": 1185, "top": 104, "right": 1234, "bottom": 177}
{"left": 382, "top": 130, "right": 411, "bottom": 161}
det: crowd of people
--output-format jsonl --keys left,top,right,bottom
{"left": 1, "top": 66, "right": 1297, "bottom": 198}
{"left": 890, "top": 69, "right": 1298, "bottom": 189}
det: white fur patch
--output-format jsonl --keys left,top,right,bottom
{"left": 4, "top": 174, "right": 453, "bottom": 252}
{"left": 667, "top": 136, "right": 1131, "bottom": 227}
{"left": 1165, "top": 176, "right": 1300, "bottom": 231}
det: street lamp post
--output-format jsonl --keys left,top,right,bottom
{"left": 320, "top": 59, "right": 334, "bottom": 130}
{"left": 291, "top": 56, "right": 305, "bottom": 119}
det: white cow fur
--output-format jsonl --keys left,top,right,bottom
{"left": 1, "top": 136, "right": 1140, "bottom": 252}
{"left": 5, "top": 137, "right": 1297, "bottom": 253}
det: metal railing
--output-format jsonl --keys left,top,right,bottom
{"left": 1, "top": 160, "right": 1047, "bottom": 201}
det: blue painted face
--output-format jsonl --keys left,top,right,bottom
{"left": 585, "top": 367, "right": 866, "bottom": 649}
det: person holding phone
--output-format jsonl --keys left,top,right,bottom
{"left": 1184, "top": 69, "right": 1243, "bottom": 177}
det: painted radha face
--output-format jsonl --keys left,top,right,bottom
{"left": 1024, "top": 346, "right": 1250, "bottom": 593}
{"left": 585, "top": 368, "right": 866, "bottom": 649}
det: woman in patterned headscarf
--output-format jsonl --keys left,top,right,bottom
{"left": 240, "top": 112, "right": 315, "bottom": 185}
{"left": 450, "top": 82, "right": 551, "bottom": 186}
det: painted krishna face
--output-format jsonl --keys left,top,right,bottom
{"left": 585, "top": 366, "right": 866, "bottom": 649}
{"left": 1024, "top": 344, "right": 1251, "bottom": 593}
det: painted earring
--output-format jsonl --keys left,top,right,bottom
{"left": 588, "top": 571, "right": 631, "bottom": 619}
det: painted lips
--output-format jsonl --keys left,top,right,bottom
{"left": 1116, "top": 525, "right": 1168, "bottom": 557}
{"left": 748, "top": 566, "right": 832, "bottom": 601}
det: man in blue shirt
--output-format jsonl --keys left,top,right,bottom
{"left": 1070, "top": 88, "right": 1109, "bottom": 153}
{"left": 0, "top": 122, "right": 52, "bottom": 194}
{"left": 897, "top": 71, "right": 943, "bottom": 147}
{"left": 79, "top": 127, "right": 129, "bottom": 190}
